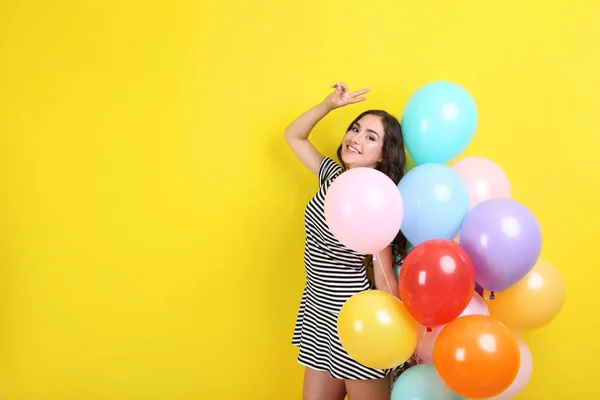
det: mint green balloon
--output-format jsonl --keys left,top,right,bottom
{"left": 401, "top": 80, "right": 478, "bottom": 165}
{"left": 391, "top": 364, "right": 466, "bottom": 400}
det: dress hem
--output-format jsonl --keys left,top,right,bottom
{"left": 293, "top": 344, "right": 390, "bottom": 381}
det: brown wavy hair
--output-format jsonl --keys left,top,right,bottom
{"left": 336, "top": 109, "right": 409, "bottom": 261}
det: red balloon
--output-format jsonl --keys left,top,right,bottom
{"left": 399, "top": 239, "right": 475, "bottom": 328}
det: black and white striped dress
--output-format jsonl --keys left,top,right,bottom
{"left": 292, "top": 156, "right": 390, "bottom": 380}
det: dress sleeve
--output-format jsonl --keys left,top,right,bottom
{"left": 318, "top": 157, "right": 343, "bottom": 186}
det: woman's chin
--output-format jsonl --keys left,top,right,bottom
{"left": 342, "top": 156, "right": 379, "bottom": 170}
{"left": 341, "top": 152, "right": 360, "bottom": 165}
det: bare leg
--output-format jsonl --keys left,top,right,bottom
{"left": 345, "top": 375, "right": 391, "bottom": 400}
{"left": 303, "top": 367, "right": 347, "bottom": 400}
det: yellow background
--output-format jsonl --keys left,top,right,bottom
{"left": 0, "top": 1, "right": 597, "bottom": 398}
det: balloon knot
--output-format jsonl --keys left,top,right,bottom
{"left": 426, "top": 327, "right": 432, "bottom": 332}
{"left": 490, "top": 291, "right": 495, "bottom": 300}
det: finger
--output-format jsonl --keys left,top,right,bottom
{"left": 348, "top": 96, "right": 367, "bottom": 103}
{"left": 349, "top": 88, "right": 371, "bottom": 97}
{"left": 340, "top": 83, "right": 349, "bottom": 92}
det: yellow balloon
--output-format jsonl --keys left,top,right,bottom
{"left": 488, "top": 258, "right": 566, "bottom": 332}
{"left": 337, "top": 290, "right": 417, "bottom": 369}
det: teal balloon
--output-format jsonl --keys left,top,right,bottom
{"left": 401, "top": 81, "right": 477, "bottom": 165}
{"left": 398, "top": 163, "right": 470, "bottom": 246}
{"left": 391, "top": 364, "right": 466, "bottom": 400}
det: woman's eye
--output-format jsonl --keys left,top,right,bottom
{"left": 367, "top": 135, "right": 375, "bottom": 141}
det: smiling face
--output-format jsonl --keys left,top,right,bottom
{"left": 340, "top": 113, "right": 386, "bottom": 169}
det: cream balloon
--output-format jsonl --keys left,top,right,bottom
{"left": 488, "top": 258, "right": 566, "bottom": 332}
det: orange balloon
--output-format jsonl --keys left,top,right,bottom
{"left": 487, "top": 258, "right": 566, "bottom": 332}
{"left": 433, "top": 314, "right": 520, "bottom": 399}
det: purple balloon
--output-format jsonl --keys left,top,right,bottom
{"left": 475, "top": 282, "right": 484, "bottom": 296}
{"left": 460, "top": 198, "right": 542, "bottom": 292}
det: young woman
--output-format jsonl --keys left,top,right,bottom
{"left": 285, "top": 82, "right": 409, "bottom": 400}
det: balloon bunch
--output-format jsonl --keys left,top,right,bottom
{"left": 398, "top": 81, "right": 566, "bottom": 399}
{"left": 324, "top": 81, "right": 566, "bottom": 400}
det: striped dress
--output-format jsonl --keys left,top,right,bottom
{"left": 291, "top": 156, "right": 391, "bottom": 380}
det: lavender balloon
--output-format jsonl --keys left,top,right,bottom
{"left": 460, "top": 198, "right": 542, "bottom": 292}
{"left": 475, "top": 282, "right": 484, "bottom": 296}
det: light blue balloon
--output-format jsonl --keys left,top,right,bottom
{"left": 401, "top": 81, "right": 478, "bottom": 165}
{"left": 391, "top": 364, "right": 466, "bottom": 400}
{"left": 398, "top": 164, "right": 470, "bottom": 246}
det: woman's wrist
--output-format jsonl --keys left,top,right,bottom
{"left": 319, "top": 99, "right": 337, "bottom": 114}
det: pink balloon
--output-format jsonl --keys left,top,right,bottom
{"left": 414, "top": 292, "right": 489, "bottom": 363}
{"left": 450, "top": 156, "right": 511, "bottom": 208}
{"left": 324, "top": 167, "right": 403, "bottom": 254}
{"left": 460, "top": 290, "right": 490, "bottom": 316}
{"left": 489, "top": 337, "right": 533, "bottom": 399}
{"left": 413, "top": 324, "right": 439, "bottom": 364}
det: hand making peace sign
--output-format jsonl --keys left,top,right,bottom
{"left": 324, "top": 82, "right": 371, "bottom": 110}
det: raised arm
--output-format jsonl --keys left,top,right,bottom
{"left": 284, "top": 83, "right": 370, "bottom": 176}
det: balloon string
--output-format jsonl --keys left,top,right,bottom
{"left": 373, "top": 252, "right": 393, "bottom": 295}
